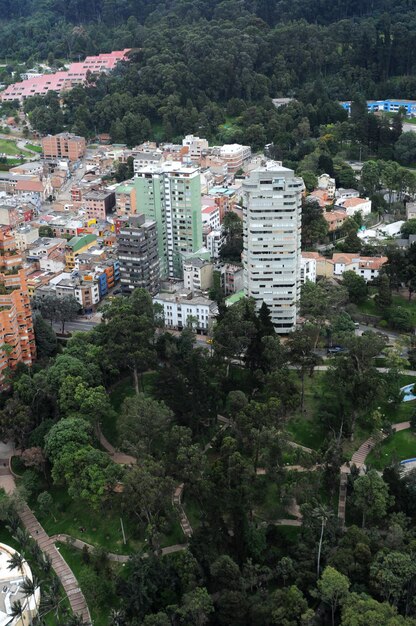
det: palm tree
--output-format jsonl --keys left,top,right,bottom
{"left": 9, "top": 599, "right": 24, "bottom": 623}
{"left": 7, "top": 551, "right": 24, "bottom": 573}
{"left": 21, "top": 575, "right": 40, "bottom": 625}
{"left": 109, "top": 609, "right": 126, "bottom": 626}
{"left": 312, "top": 504, "right": 334, "bottom": 579}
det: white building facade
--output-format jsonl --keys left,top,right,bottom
{"left": 242, "top": 161, "right": 303, "bottom": 333}
{"left": 300, "top": 256, "right": 317, "bottom": 284}
{"left": 153, "top": 292, "right": 218, "bottom": 333}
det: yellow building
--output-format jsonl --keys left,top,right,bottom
{"left": 65, "top": 234, "right": 97, "bottom": 270}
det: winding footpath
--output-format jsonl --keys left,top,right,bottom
{"left": 0, "top": 447, "right": 91, "bottom": 625}
{"left": 96, "top": 424, "right": 193, "bottom": 540}
{"left": 338, "top": 420, "right": 411, "bottom": 525}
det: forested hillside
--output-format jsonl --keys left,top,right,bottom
{"left": 3, "top": 0, "right": 416, "bottom": 149}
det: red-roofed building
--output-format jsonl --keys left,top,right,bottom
{"left": 323, "top": 210, "right": 348, "bottom": 233}
{"left": 307, "top": 189, "right": 333, "bottom": 209}
{"left": 1, "top": 49, "right": 130, "bottom": 102}
{"left": 335, "top": 196, "right": 372, "bottom": 216}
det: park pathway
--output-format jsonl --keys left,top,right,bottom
{"left": 338, "top": 420, "right": 411, "bottom": 525}
{"left": 0, "top": 444, "right": 92, "bottom": 623}
{"left": 50, "top": 534, "right": 187, "bottom": 562}
{"left": 17, "top": 504, "right": 91, "bottom": 625}
{"left": 96, "top": 424, "right": 194, "bottom": 539}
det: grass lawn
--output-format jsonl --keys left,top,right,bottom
{"left": 182, "top": 495, "right": 202, "bottom": 531}
{"left": 57, "top": 542, "right": 123, "bottom": 626}
{"left": 32, "top": 485, "right": 144, "bottom": 555}
{"left": 366, "top": 428, "right": 416, "bottom": 469}
{"left": 25, "top": 143, "right": 42, "bottom": 153}
{"left": 286, "top": 373, "right": 326, "bottom": 450}
{"left": 357, "top": 293, "right": 416, "bottom": 327}
{"left": 0, "top": 138, "right": 31, "bottom": 156}
{"left": 253, "top": 475, "right": 294, "bottom": 521}
{"left": 31, "top": 483, "right": 184, "bottom": 554}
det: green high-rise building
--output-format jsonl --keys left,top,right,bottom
{"left": 134, "top": 162, "right": 203, "bottom": 279}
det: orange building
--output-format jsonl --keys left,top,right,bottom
{"left": 0, "top": 268, "right": 36, "bottom": 387}
{"left": 0, "top": 230, "right": 23, "bottom": 270}
{"left": 41, "top": 133, "right": 86, "bottom": 161}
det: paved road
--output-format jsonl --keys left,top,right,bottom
{"left": 53, "top": 320, "right": 98, "bottom": 333}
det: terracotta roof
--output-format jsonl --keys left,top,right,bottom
{"left": 332, "top": 253, "right": 357, "bottom": 264}
{"left": 341, "top": 197, "right": 369, "bottom": 208}
{"left": 15, "top": 180, "right": 43, "bottom": 193}
{"left": 323, "top": 210, "right": 347, "bottom": 223}
{"left": 358, "top": 256, "right": 388, "bottom": 270}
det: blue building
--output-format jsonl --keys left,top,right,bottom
{"left": 97, "top": 272, "right": 108, "bottom": 299}
{"left": 340, "top": 99, "right": 416, "bottom": 116}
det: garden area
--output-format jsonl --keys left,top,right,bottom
{"left": 356, "top": 290, "right": 416, "bottom": 330}
{"left": 56, "top": 541, "right": 125, "bottom": 626}
{"left": 366, "top": 429, "right": 416, "bottom": 470}
{"left": 0, "top": 138, "right": 33, "bottom": 158}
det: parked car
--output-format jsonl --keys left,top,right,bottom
{"left": 327, "top": 345, "right": 347, "bottom": 355}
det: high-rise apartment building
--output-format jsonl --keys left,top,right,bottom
{"left": 117, "top": 214, "right": 160, "bottom": 294}
{"left": 242, "top": 161, "right": 303, "bottom": 333}
{"left": 0, "top": 231, "right": 35, "bottom": 387}
{"left": 135, "top": 162, "right": 203, "bottom": 279}
{"left": 41, "top": 133, "right": 86, "bottom": 161}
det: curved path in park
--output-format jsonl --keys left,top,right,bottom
{"left": 96, "top": 424, "right": 193, "bottom": 539}
{"left": 338, "top": 420, "right": 411, "bottom": 524}
{"left": 50, "top": 534, "right": 187, "bottom": 562}
{"left": 0, "top": 447, "right": 91, "bottom": 625}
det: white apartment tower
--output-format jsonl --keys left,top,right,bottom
{"left": 242, "top": 161, "right": 303, "bottom": 333}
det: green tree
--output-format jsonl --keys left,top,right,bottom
{"left": 44, "top": 417, "right": 93, "bottom": 463}
{"left": 317, "top": 566, "right": 350, "bottom": 626}
{"left": 122, "top": 459, "right": 173, "bottom": 542}
{"left": 33, "top": 315, "right": 58, "bottom": 359}
{"left": 353, "top": 470, "right": 391, "bottom": 527}
{"left": 38, "top": 225, "right": 54, "bottom": 237}
{"left": 375, "top": 273, "right": 392, "bottom": 308}
{"left": 341, "top": 592, "right": 414, "bottom": 626}
{"left": 395, "top": 132, "right": 416, "bottom": 165}
{"left": 52, "top": 445, "right": 121, "bottom": 509}
{"left": 370, "top": 550, "right": 416, "bottom": 607}
{"left": 101, "top": 289, "right": 157, "bottom": 393}
{"left": 401, "top": 218, "right": 416, "bottom": 239}
{"left": 301, "top": 199, "right": 328, "bottom": 248}
{"left": 118, "top": 394, "right": 173, "bottom": 457}
{"left": 287, "top": 328, "right": 320, "bottom": 412}
{"left": 342, "top": 271, "right": 368, "bottom": 304}
{"left": 178, "top": 587, "right": 214, "bottom": 626}
{"left": 270, "top": 585, "right": 313, "bottom": 626}
{"left": 360, "top": 161, "right": 381, "bottom": 196}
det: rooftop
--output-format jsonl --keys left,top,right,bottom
{"left": 0, "top": 543, "right": 38, "bottom": 626}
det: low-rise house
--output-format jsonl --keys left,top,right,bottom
{"left": 65, "top": 234, "right": 97, "bottom": 270}
{"left": 332, "top": 253, "right": 388, "bottom": 281}
{"left": 201, "top": 204, "right": 220, "bottom": 232}
{"left": 183, "top": 257, "right": 214, "bottom": 292}
{"left": 406, "top": 202, "right": 416, "bottom": 220}
{"left": 14, "top": 225, "right": 39, "bottom": 250}
{"left": 219, "top": 263, "right": 244, "bottom": 295}
{"left": 317, "top": 173, "right": 336, "bottom": 199}
{"left": 153, "top": 290, "right": 218, "bottom": 333}
{"left": 335, "top": 196, "right": 372, "bottom": 217}
{"left": 307, "top": 189, "right": 333, "bottom": 209}
{"left": 300, "top": 255, "right": 317, "bottom": 283}
{"left": 323, "top": 210, "right": 348, "bottom": 233}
